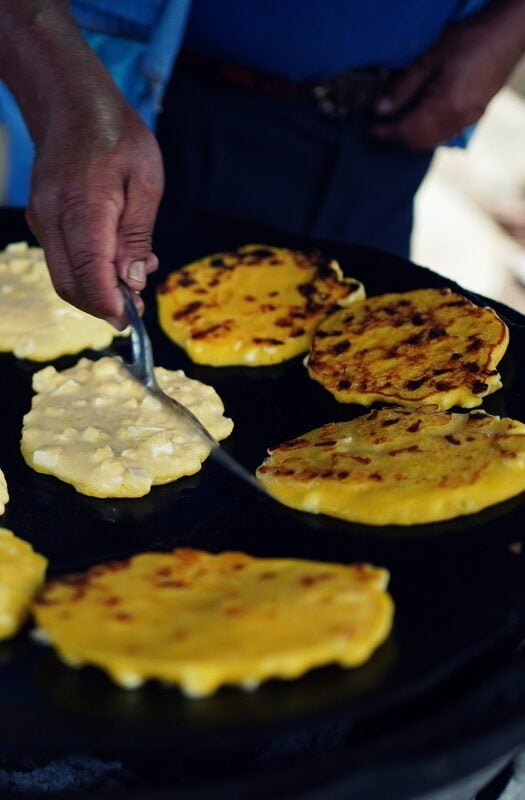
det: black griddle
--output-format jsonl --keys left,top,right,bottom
{"left": 0, "top": 206, "right": 523, "bottom": 800}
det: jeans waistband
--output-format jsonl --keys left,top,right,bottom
{"left": 176, "top": 48, "right": 394, "bottom": 121}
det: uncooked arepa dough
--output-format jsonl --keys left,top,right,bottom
{"left": 21, "top": 356, "right": 233, "bottom": 497}
{"left": 0, "top": 241, "right": 125, "bottom": 360}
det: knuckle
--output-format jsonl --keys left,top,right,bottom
{"left": 49, "top": 272, "right": 78, "bottom": 306}
{"left": 27, "top": 190, "right": 52, "bottom": 227}
{"left": 445, "top": 93, "right": 484, "bottom": 128}
{"left": 140, "top": 169, "right": 164, "bottom": 204}
{"left": 24, "top": 206, "right": 38, "bottom": 236}
{"left": 61, "top": 273, "right": 115, "bottom": 319}
{"left": 69, "top": 250, "right": 100, "bottom": 280}
{"left": 121, "top": 225, "right": 153, "bottom": 247}
{"left": 59, "top": 191, "right": 119, "bottom": 228}
{"left": 54, "top": 284, "right": 75, "bottom": 306}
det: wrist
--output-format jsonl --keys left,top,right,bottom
{"left": 475, "top": 0, "right": 525, "bottom": 58}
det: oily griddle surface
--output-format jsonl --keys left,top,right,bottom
{"left": 0, "top": 208, "right": 523, "bottom": 797}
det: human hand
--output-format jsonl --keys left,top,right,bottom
{"left": 369, "top": 5, "right": 525, "bottom": 151}
{"left": 26, "top": 97, "right": 164, "bottom": 329}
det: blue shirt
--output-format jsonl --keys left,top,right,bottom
{"left": 72, "top": 0, "right": 166, "bottom": 39}
{"left": 72, "top": 0, "right": 489, "bottom": 78}
{"left": 183, "top": 0, "right": 488, "bottom": 80}
{"left": 0, "top": 0, "right": 489, "bottom": 205}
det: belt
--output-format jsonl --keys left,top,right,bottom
{"left": 176, "top": 48, "right": 393, "bottom": 121}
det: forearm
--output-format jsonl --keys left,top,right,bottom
{"left": 0, "top": 1, "right": 127, "bottom": 147}
{"left": 472, "top": 0, "right": 525, "bottom": 64}
{"left": 0, "top": 2, "right": 164, "bottom": 324}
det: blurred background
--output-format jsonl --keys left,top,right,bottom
{"left": 412, "top": 58, "right": 525, "bottom": 314}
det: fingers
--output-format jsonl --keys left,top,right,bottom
{"left": 373, "top": 53, "right": 436, "bottom": 118}
{"left": 370, "top": 98, "right": 447, "bottom": 151}
{"left": 370, "top": 59, "right": 451, "bottom": 150}
{"left": 370, "top": 78, "right": 485, "bottom": 150}
{"left": 120, "top": 255, "right": 158, "bottom": 321}
{"left": 28, "top": 189, "right": 128, "bottom": 328}
{"left": 116, "top": 153, "right": 164, "bottom": 292}
{"left": 115, "top": 220, "right": 157, "bottom": 293}
{"left": 369, "top": 49, "right": 447, "bottom": 150}
{"left": 27, "top": 160, "right": 163, "bottom": 328}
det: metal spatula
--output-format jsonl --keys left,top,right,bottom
{"left": 119, "top": 281, "right": 263, "bottom": 492}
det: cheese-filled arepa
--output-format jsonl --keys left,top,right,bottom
{"left": 256, "top": 406, "right": 525, "bottom": 525}
{"left": 157, "top": 244, "right": 365, "bottom": 366}
{"left": 0, "top": 528, "right": 47, "bottom": 639}
{"left": 31, "top": 548, "right": 393, "bottom": 696}
{"left": 307, "top": 287, "right": 508, "bottom": 410}
{"left": 0, "top": 242, "right": 126, "bottom": 361}
{"left": 21, "top": 356, "right": 233, "bottom": 498}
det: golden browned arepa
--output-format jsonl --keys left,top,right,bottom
{"left": 31, "top": 549, "right": 393, "bottom": 697}
{"left": 157, "top": 244, "right": 364, "bottom": 366}
{"left": 306, "top": 288, "right": 509, "bottom": 410}
{"left": 0, "top": 528, "right": 47, "bottom": 639}
{"left": 256, "top": 406, "right": 525, "bottom": 525}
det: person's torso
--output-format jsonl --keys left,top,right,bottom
{"left": 183, "top": 0, "right": 488, "bottom": 79}
{"left": 71, "top": 0, "right": 489, "bottom": 78}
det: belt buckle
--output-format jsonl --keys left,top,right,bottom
{"left": 309, "top": 68, "right": 390, "bottom": 121}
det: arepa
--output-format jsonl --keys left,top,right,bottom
{"left": 307, "top": 287, "right": 508, "bottom": 410}
{"left": 256, "top": 406, "right": 525, "bottom": 525}
{"left": 32, "top": 548, "right": 393, "bottom": 696}
{"left": 157, "top": 244, "right": 365, "bottom": 366}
